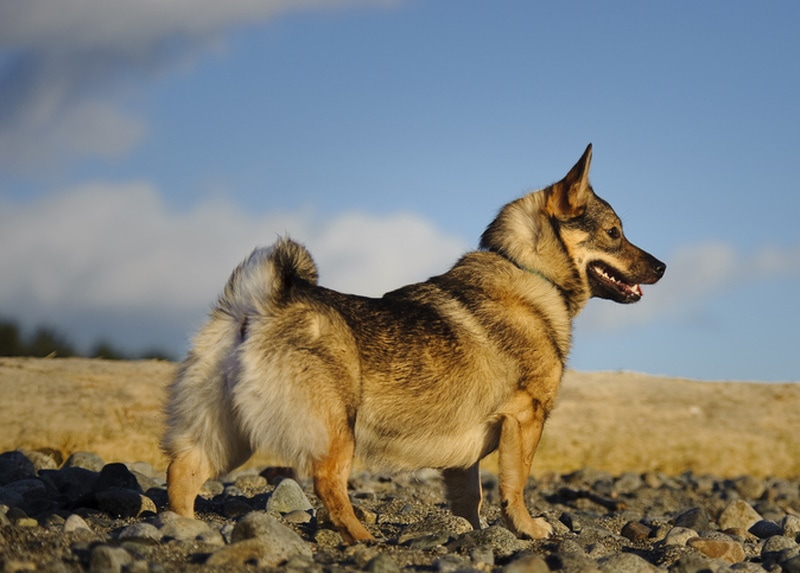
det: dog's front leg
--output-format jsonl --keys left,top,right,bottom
{"left": 497, "top": 396, "right": 553, "bottom": 539}
{"left": 443, "top": 463, "right": 482, "bottom": 529}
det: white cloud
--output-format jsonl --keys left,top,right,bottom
{"left": 576, "top": 240, "right": 800, "bottom": 332}
{"left": 0, "top": 0, "right": 398, "bottom": 168}
{"left": 0, "top": 182, "right": 466, "bottom": 351}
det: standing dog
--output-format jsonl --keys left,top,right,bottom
{"left": 162, "top": 144, "right": 665, "bottom": 543}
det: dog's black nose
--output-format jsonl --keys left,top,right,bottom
{"left": 652, "top": 259, "right": 666, "bottom": 279}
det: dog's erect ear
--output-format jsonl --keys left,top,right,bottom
{"left": 546, "top": 143, "right": 593, "bottom": 221}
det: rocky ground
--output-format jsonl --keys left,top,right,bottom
{"left": 2, "top": 357, "right": 800, "bottom": 571}
{"left": 3, "top": 448, "right": 800, "bottom": 572}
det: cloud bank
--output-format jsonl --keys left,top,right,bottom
{"left": 0, "top": 0, "right": 396, "bottom": 168}
{"left": 0, "top": 183, "right": 466, "bottom": 352}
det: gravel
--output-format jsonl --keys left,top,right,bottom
{"left": 2, "top": 449, "right": 800, "bottom": 572}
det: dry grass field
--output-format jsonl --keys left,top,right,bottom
{"left": 1, "top": 357, "right": 798, "bottom": 478}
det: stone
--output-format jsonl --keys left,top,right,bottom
{"left": 620, "top": 520, "right": 652, "bottom": 543}
{"left": 89, "top": 545, "right": 133, "bottom": 573}
{"left": 0, "top": 451, "right": 36, "bottom": 485}
{"left": 761, "top": 534, "right": 799, "bottom": 561}
{"left": 366, "top": 553, "right": 402, "bottom": 573}
{"left": 503, "top": 553, "right": 549, "bottom": 573}
{"left": 118, "top": 522, "right": 162, "bottom": 544}
{"left": 95, "top": 463, "right": 141, "bottom": 492}
{"left": 718, "top": 499, "right": 762, "bottom": 531}
{"left": 687, "top": 537, "right": 745, "bottom": 563}
{"left": 64, "top": 452, "right": 105, "bottom": 472}
{"left": 231, "top": 511, "right": 311, "bottom": 561}
{"left": 95, "top": 488, "right": 156, "bottom": 518}
{"left": 266, "top": 478, "right": 312, "bottom": 513}
{"left": 674, "top": 507, "right": 711, "bottom": 531}
{"left": 783, "top": 515, "right": 800, "bottom": 539}
{"left": 205, "top": 536, "right": 312, "bottom": 568}
{"left": 158, "top": 515, "right": 214, "bottom": 542}
{"left": 598, "top": 552, "right": 661, "bottom": 572}
{"left": 749, "top": 519, "right": 783, "bottom": 538}
{"left": 732, "top": 475, "right": 766, "bottom": 500}
{"left": 41, "top": 466, "right": 98, "bottom": 500}
{"left": 63, "top": 513, "right": 92, "bottom": 533}
{"left": 783, "top": 555, "right": 800, "bottom": 573}
{"left": 661, "top": 526, "right": 698, "bottom": 546}
{"left": 449, "top": 525, "right": 527, "bottom": 559}
{"left": 3, "top": 478, "right": 46, "bottom": 501}
{"left": 20, "top": 449, "right": 59, "bottom": 471}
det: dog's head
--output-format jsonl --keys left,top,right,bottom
{"left": 545, "top": 144, "right": 666, "bottom": 304}
{"left": 480, "top": 144, "right": 665, "bottom": 313}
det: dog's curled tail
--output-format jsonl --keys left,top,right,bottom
{"left": 218, "top": 236, "right": 319, "bottom": 322}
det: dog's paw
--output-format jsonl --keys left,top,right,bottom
{"left": 507, "top": 515, "right": 553, "bottom": 540}
{"left": 526, "top": 516, "right": 553, "bottom": 539}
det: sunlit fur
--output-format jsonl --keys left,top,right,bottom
{"left": 162, "top": 144, "right": 665, "bottom": 543}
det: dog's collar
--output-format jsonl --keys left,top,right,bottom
{"left": 519, "top": 265, "right": 558, "bottom": 288}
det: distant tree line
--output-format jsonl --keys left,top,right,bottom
{"left": 0, "top": 317, "right": 174, "bottom": 361}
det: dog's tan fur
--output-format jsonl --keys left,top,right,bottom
{"left": 162, "top": 144, "right": 665, "bottom": 543}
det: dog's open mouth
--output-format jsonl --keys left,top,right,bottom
{"left": 587, "top": 262, "right": 643, "bottom": 304}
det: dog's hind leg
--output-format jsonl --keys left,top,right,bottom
{"left": 167, "top": 447, "right": 214, "bottom": 519}
{"left": 443, "top": 463, "right": 482, "bottom": 529}
{"left": 312, "top": 428, "right": 374, "bottom": 544}
{"left": 497, "top": 394, "right": 553, "bottom": 540}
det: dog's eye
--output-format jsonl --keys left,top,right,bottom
{"left": 607, "top": 227, "right": 620, "bottom": 240}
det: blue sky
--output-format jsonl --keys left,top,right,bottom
{"left": 1, "top": 1, "right": 798, "bottom": 381}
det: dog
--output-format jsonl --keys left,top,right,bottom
{"left": 162, "top": 144, "right": 665, "bottom": 543}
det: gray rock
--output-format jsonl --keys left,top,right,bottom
{"left": 599, "top": 552, "right": 662, "bottom": 572}
{"left": 674, "top": 507, "right": 710, "bottom": 531}
{"left": 661, "top": 526, "right": 698, "bottom": 546}
{"left": 20, "top": 449, "right": 60, "bottom": 471}
{"left": 732, "top": 475, "right": 766, "bottom": 500}
{"left": 64, "top": 452, "right": 105, "bottom": 472}
{"left": 158, "top": 514, "right": 214, "bottom": 542}
{"left": 63, "top": 513, "right": 92, "bottom": 533}
{"left": 783, "top": 555, "right": 800, "bottom": 573}
{"left": 667, "top": 552, "right": 728, "bottom": 573}
{"left": 266, "top": 478, "right": 312, "bottom": 513}
{"left": 231, "top": 511, "right": 311, "bottom": 559}
{"left": 89, "top": 545, "right": 133, "bottom": 573}
{"left": 434, "top": 554, "right": 472, "bottom": 572}
{"left": 614, "top": 472, "right": 644, "bottom": 494}
{"left": 761, "top": 534, "right": 800, "bottom": 562}
{"left": 449, "top": 525, "right": 527, "bottom": 559}
{"left": 366, "top": 553, "right": 402, "bottom": 573}
{"left": 117, "top": 522, "right": 162, "bottom": 544}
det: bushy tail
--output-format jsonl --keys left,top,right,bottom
{"left": 217, "top": 236, "right": 318, "bottom": 323}
{"left": 162, "top": 237, "right": 318, "bottom": 470}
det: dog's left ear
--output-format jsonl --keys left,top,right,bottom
{"left": 546, "top": 143, "right": 593, "bottom": 221}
